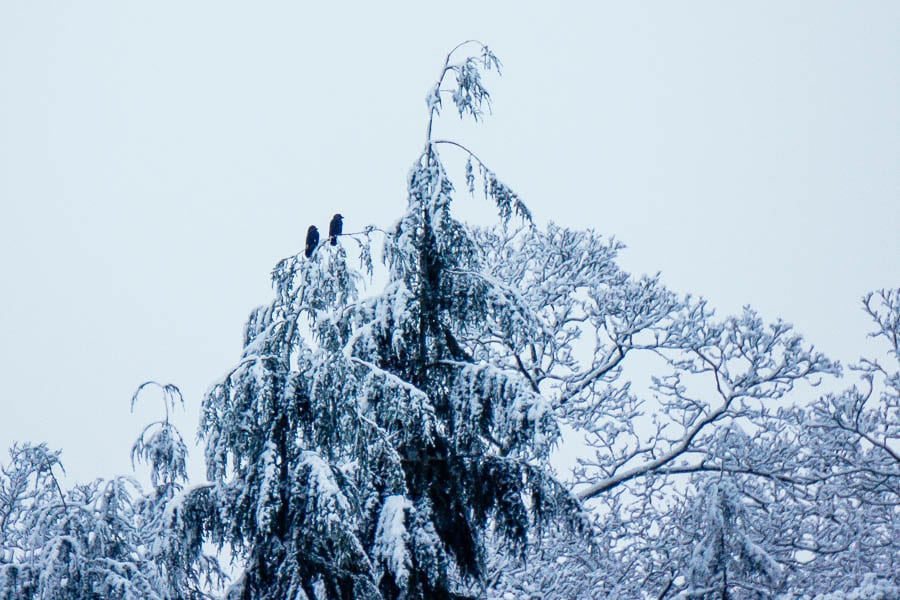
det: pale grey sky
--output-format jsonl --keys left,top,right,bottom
{"left": 1, "top": 2, "right": 897, "bottom": 484}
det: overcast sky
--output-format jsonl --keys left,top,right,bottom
{"left": 1, "top": 2, "right": 897, "bottom": 485}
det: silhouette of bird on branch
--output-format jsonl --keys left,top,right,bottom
{"left": 304, "top": 225, "right": 319, "bottom": 258}
{"left": 329, "top": 214, "right": 343, "bottom": 246}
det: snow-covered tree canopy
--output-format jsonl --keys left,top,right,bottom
{"left": 1, "top": 43, "right": 897, "bottom": 600}
{"left": 198, "top": 42, "right": 579, "bottom": 600}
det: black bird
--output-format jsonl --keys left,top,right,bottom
{"left": 328, "top": 213, "right": 343, "bottom": 246}
{"left": 304, "top": 225, "right": 319, "bottom": 258}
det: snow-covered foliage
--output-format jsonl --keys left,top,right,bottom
{"left": 804, "top": 575, "right": 900, "bottom": 600}
{"left": 748, "top": 289, "right": 900, "bottom": 594}
{"left": 676, "top": 477, "right": 783, "bottom": 598}
{"left": 198, "top": 42, "right": 579, "bottom": 600}
{"left": 1, "top": 44, "right": 897, "bottom": 600}
{"left": 0, "top": 401, "right": 222, "bottom": 599}
{"left": 477, "top": 287, "right": 898, "bottom": 599}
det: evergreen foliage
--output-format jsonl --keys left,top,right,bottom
{"left": 199, "top": 41, "right": 579, "bottom": 599}
{"left": 1, "top": 45, "right": 898, "bottom": 600}
{"left": 679, "top": 477, "right": 782, "bottom": 599}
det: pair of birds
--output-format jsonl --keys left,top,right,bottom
{"left": 305, "top": 213, "right": 343, "bottom": 258}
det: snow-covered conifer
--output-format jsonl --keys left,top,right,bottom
{"left": 199, "top": 42, "right": 580, "bottom": 600}
{"left": 675, "top": 476, "right": 782, "bottom": 599}
{"left": 3, "top": 41, "right": 896, "bottom": 600}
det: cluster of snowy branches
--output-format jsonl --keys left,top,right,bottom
{"left": 0, "top": 385, "right": 222, "bottom": 599}
{"left": 2, "top": 44, "right": 898, "bottom": 599}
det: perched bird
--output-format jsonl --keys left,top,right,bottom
{"left": 329, "top": 213, "right": 343, "bottom": 246}
{"left": 305, "top": 225, "right": 319, "bottom": 258}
